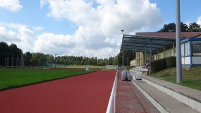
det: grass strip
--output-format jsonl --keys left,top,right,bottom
{"left": 150, "top": 66, "right": 201, "bottom": 91}
{"left": 0, "top": 69, "right": 92, "bottom": 91}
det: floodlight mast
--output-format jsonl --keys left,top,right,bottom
{"left": 121, "top": 29, "right": 124, "bottom": 68}
{"left": 55, "top": 54, "right": 57, "bottom": 68}
{"left": 176, "top": 0, "right": 182, "bottom": 83}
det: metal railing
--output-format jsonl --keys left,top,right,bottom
{"left": 106, "top": 71, "right": 118, "bottom": 113}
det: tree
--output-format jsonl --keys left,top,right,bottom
{"left": 0, "top": 42, "right": 23, "bottom": 67}
{"left": 159, "top": 22, "right": 188, "bottom": 32}
{"left": 117, "top": 52, "right": 123, "bottom": 66}
{"left": 112, "top": 56, "right": 118, "bottom": 65}
{"left": 159, "top": 23, "right": 176, "bottom": 32}
{"left": 0, "top": 42, "right": 9, "bottom": 66}
{"left": 123, "top": 51, "right": 135, "bottom": 66}
{"left": 10, "top": 43, "right": 23, "bottom": 66}
{"left": 31, "top": 53, "right": 47, "bottom": 66}
{"left": 188, "top": 22, "right": 201, "bottom": 32}
{"left": 25, "top": 52, "right": 32, "bottom": 66}
{"left": 116, "top": 50, "right": 136, "bottom": 66}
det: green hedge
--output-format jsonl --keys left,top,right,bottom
{"left": 150, "top": 56, "right": 176, "bottom": 73}
{"left": 166, "top": 56, "right": 176, "bottom": 68}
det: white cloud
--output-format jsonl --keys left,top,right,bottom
{"left": 0, "top": 22, "right": 34, "bottom": 52}
{"left": 33, "top": 33, "right": 75, "bottom": 55}
{"left": 0, "top": 0, "right": 22, "bottom": 12}
{"left": 33, "top": 26, "right": 44, "bottom": 31}
{"left": 197, "top": 16, "right": 201, "bottom": 25}
{"left": 40, "top": 0, "right": 162, "bottom": 33}
{"left": 1, "top": 0, "right": 163, "bottom": 58}
{"left": 0, "top": 26, "right": 19, "bottom": 42}
{"left": 185, "top": 16, "right": 201, "bottom": 27}
{"left": 37, "top": 0, "right": 162, "bottom": 58}
{"left": 33, "top": 25, "right": 121, "bottom": 58}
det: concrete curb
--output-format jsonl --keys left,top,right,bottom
{"left": 142, "top": 77, "right": 201, "bottom": 113}
{"left": 132, "top": 80, "right": 170, "bottom": 113}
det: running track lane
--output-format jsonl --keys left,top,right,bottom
{"left": 0, "top": 70, "right": 116, "bottom": 113}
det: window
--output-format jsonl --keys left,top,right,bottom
{"left": 185, "top": 42, "right": 190, "bottom": 56}
{"left": 181, "top": 43, "right": 185, "bottom": 57}
{"left": 192, "top": 43, "right": 201, "bottom": 56}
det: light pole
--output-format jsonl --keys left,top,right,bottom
{"left": 122, "top": 54, "right": 124, "bottom": 69}
{"left": 12, "top": 57, "right": 13, "bottom": 67}
{"left": 55, "top": 54, "right": 57, "bottom": 68}
{"left": 108, "top": 55, "right": 110, "bottom": 65}
{"left": 121, "top": 29, "right": 124, "bottom": 69}
{"left": 121, "top": 29, "right": 124, "bottom": 33}
{"left": 176, "top": 0, "right": 182, "bottom": 83}
{"left": 6, "top": 57, "right": 9, "bottom": 67}
{"left": 5, "top": 58, "right": 6, "bottom": 67}
{"left": 16, "top": 56, "right": 19, "bottom": 67}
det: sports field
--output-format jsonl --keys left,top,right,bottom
{"left": 0, "top": 70, "right": 115, "bottom": 113}
{"left": 0, "top": 68, "right": 90, "bottom": 91}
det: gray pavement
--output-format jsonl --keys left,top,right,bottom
{"left": 142, "top": 75, "right": 201, "bottom": 103}
{"left": 116, "top": 72, "right": 159, "bottom": 113}
{"left": 133, "top": 80, "right": 199, "bottom": 113}
{"left": 130, "top": 66, "right": 201, "bottom": 113}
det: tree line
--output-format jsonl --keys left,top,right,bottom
{"left": 159, "top": 22, "right": 201, "bottom": 32}
{"left": 0, "top": 42, "right": 128, "bottom": 67}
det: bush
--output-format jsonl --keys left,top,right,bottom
{"left": 150, "top": 56, "right": 176, "bottom": 73}
{"left": 151, "top": 58, "right": 166, "bottom": 73}
{"left": 166, "top": 56, "right": 176, "bottom": 68}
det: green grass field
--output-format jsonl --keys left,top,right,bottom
{"left": 0, "top": 68, "right": 90, "bottom": 91}
{"left": 150, "top": 66, "right": 201, "bottom": 91}
{"left": 56, "top": 65, "right": 105, "bottom": 69}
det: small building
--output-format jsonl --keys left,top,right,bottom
{"left": 181, "top": 38, "right": 201, "bottom": 67}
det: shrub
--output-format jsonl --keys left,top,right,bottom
{"left": 151, "top": 58, "right": 166, "bottom": 73}
{"left": 166, "top": 56, "right": 176, "bottom": 68}
{"left": 150, "top": 56, "right": 176, "bottom": 73}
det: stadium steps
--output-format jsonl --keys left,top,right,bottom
{"left": 130, "top": 68, "right": 201, "bottom": 113}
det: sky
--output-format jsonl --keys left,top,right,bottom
{"left": 0, "top": 0, "right": 201, "bottom": 58}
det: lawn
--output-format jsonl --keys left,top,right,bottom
{"left": 0, "top": 68, "right": 90, "bottom": 91}
{"left": 56, "top": 65, "right": 106, "bottom": 69}
{"left": 150, "top": 66, "right": 201, "bottom": 91}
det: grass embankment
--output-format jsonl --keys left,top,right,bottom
{"left": 150, "top": 66, "right": 201, "bottom": 91}
{"left": 0, "top": 69, "right": 91, "bottom": 91}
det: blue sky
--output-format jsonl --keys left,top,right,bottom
{"left": 150, "top": 0, "right": 201, "bottom": 24}
{"left": 0, "top": 0, "right": 201, "bottom": 58}
{"left": 0, "top": 0, "right": 77, "bottom": 35}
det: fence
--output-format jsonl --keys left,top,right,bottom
{"left": 106, "top": 71, "right": 118, "bottom": 113}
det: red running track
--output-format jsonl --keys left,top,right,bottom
{"left": 0, "top": 70, "right": 115, "bottom": 113}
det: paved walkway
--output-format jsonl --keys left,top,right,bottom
{"left": 130, "top": 66, "right": 201, "bottom": 113}
{"left": 116, "top": 72, "right": 159, "bottom": 113}
{"left": 142, "top": 74, "right": 201, "bottom": 103}
{"left": 0, "top": 70, "right": 115, "bottom": 113}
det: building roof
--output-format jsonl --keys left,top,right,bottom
{"left": 136, "top": 32, "right": 201, "bottom": 39}
{"left": 181, "top": 38, "right": 201, "bottom": 43}
{"left": 121, "top": 32, "right": 201, "bottom": 52}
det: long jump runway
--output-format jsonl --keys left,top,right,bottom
{"left": 0, "top": 70, "right": 115, "bottom": 113}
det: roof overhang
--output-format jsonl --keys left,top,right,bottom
{"left": 121, "top": 34, "right": 176, "bottom": 52}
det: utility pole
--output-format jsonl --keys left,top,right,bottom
{"left": 176, "top": 0, "right": 182, "bottom": 83}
